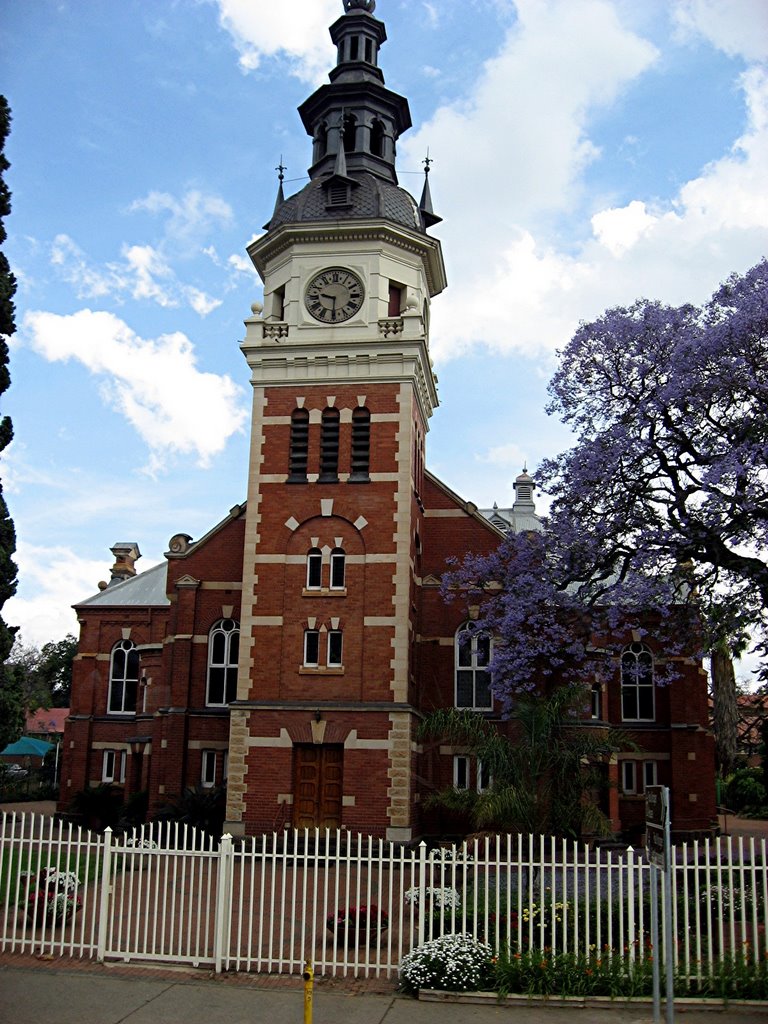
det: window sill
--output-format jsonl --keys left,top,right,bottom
{"left": 106, "top": 711, "right": 136, "bottom": 717}
{"left": 299, "top": 666, "right": 345, "bottom": 676}
{"left": 302, "top": 588, "right": 347, "bottom": 598}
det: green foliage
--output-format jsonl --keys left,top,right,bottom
{"left": 154, "top": 784, "right": 227, "bottom": 840}
{"left": 493, "top": 948, "right": 768, "bottom": 1001}
{"left": 726, "top": 767, "right": 767, "bottom": 814}
{"left": 67, "top": 784, "right": 124, "bottom": 831}
{"left": 34, "top": 635, "right": 77, "bottom": 707}
{"left": 420, "top": 684, "right": 632, "bottom": 838}
{"left": 0, "top": 96, "right": 19, "bottom": 752}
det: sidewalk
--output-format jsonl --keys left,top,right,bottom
{"left": 0, "top": 958, "right": 765, "bottom": 1024}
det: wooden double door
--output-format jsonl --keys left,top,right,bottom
{"left": 293, "top": 744, "right": 343, "bottom": 830}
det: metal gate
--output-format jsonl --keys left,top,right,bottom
{"left": 100, "top": 825, "right": 230, "bottom": 968}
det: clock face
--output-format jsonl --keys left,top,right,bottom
{"left": 305, "top": 268, "right": 365, "bottom": 324}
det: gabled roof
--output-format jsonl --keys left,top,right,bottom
{"left": 75, "top": 560, "right": 170, "bottom": 609}
{"left": 423, "top": 469, "right": 506, "bottom": 538}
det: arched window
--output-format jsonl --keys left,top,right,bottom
{"left": 319, "top": 407, "right": 340, "bottom": 482}
{"left": 288, "top": 408, "right": 309, "bottom": 482}
{"left": 304, "top": 629, "right": 320, "bottom": 667}
{"left": 108, "top": 640, "right": 139, "bottom": 714}
{"left": 455, "top": 626, "right": 492, "bottom": 710}
{"left": 621, "top": 642, "right": 655, "bottom": 721}
{"left": 315, "top": 121, "right": 328, "bottom": 161}
{"left": 207, "top": 619, "right": 239, "bottom": 706}
{"left": 330, "top": 548, "right": 346, "bottom": 589}
{"left": 327, "top": 630, "right": 343, "bottom": 667}
{"left": 306, "top": 548, "right": 322, "bottom": 589}
{"left": 350, "top": 407, "right": 370, "bottom": 481}
{"left": 370, "top": 118, "right": 385, "bottom": 157}
{"left": 343, "top": 113, "right": 357, "bottom": 153}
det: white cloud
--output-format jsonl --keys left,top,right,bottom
{"left": 591, "top": 199, "right": 655, "bottom": 256}
{"left": 51, "top": 234, "right": 223, "bottom": 317}
{"left": 213, "top": 0, "right": 338, "bottom": 83}
{"left": 4, "top": 542, "right": 108, "bottom": 647}
{"left": 23, "top": 309, "right": 248, "bottom": 471}
{"left": 400, "top": 0, "right": 768, "bottom": 361}
{"left": 129, "top": 189, "right": 233, "bottom": 249}
{"left": 673, "top": 0, "right": 768, "bottom": 61}
{"left": 477, "top": 441, "right": 528, "bottom": 469}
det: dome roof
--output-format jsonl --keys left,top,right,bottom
{"left": 268, "top": 173, "right": 424, "bottom": 233}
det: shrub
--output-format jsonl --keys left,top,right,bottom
{"left": 726, "top": 768, "right": 766, "bottom": 813}
{"left": 399, "top": 932, "right": 494, "bottom": 994}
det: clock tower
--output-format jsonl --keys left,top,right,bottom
{"left": 226, "top": 0, "right": 446, "bottom": 840}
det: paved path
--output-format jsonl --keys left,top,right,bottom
{"left": 0, "top": 958, "right": 766, "bottom": 1024}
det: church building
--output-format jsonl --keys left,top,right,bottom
{"left": 60, "top": 0, "right": 717, "bottom": 843}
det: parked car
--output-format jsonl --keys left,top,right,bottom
{"left": 4, "top": 763, "right": 28, "bottom": 779}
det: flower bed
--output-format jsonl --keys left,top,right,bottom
{"left": 27, "top": 867, "right": 82, "bottom": 926}
{"left": 326, "top": 904, "right": 388, "bottom": 945}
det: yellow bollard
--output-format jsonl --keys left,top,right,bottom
{"left": 302, "top": 960, "right": 314, "bottom": 1024}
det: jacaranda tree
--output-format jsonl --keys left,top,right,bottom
{"left": 442, "top": 262, "right": 767, "bottom": 753}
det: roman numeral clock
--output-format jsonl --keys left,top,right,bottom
{"left": 305, "top": 267, "right": 365, "bottom": 323}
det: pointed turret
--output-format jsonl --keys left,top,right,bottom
{"left": 297, "top": 0, "right": 411, "bottom": 185}
{"left": 419, "top": 154, "right": 442, "bottom": 228}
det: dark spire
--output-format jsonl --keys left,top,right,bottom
{"left": 419, "top": 152, "right": 442, "bottom": 228}
{"left": 264, "top": 159, "right": 287, "bottom": 230}
{"left": 272, "top": 158, "right": 286, "bottom": 216}
{"left": 297, "top": 0, "right": 411, "bottom": 185}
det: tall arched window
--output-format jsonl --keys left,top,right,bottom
{"left": 288, "top": 408, "right": 309, "bottom": 482}
{"left": 621, "top": 642, "right": 655, "bottom": 721}
{"left": 315, "top": 121, "right": 328, "bottom": 161}
{"left": 207, "top": 618, "right": 239, "bottom": 706}
{"left": 343, "top": 113, "right": 357, "bottom": 152}
{"left": 108, "top": 640, "right": 139, "bottom": 714}
{"left": 306, "top": 548, "right": 322, "bottom": 589}
{"left": 330, "top": 548, "right": 346, "bottom": 589}
{"left": 319, "top": 407, "right": 340, "bottom": 482}
{"left": 350, "top": 407, "right": 370, "bottom": 481}
{"left": 370, "top": 118, "right": 385, "bottom": 157}
{"left": 455, "top": 626, "right": 492, "bottom": 710}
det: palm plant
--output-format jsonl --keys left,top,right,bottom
{"left": 419, "top": 683, "right": 634, "bottom": 838}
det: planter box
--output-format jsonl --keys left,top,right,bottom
{"left": 419, "top": 990, "right": 768, "bottom": 1015}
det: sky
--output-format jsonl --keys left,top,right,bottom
{"left": 1, "top": 0, "right": 767, "bottom": 680}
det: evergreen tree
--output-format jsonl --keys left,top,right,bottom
{"left": 0, "top": 96, "right": 22, "bottom": 749}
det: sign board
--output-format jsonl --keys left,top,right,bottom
{"left": 645, "top": 786, "right": 668, "bottom": 871}
{"left": 645, "top": 785, "right": 667, "bottom": 828}
{"left": 646, "top": 823, "right": 666, "bottom": 869}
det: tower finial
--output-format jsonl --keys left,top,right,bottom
{"left": 343, "top": 0, "right": 376, "bottom": 12}
{"left": 270, "top": 156, "right": 286, "bottom": 221}
{"left": 419, "top": 149, "right": 442, "bottom": 228}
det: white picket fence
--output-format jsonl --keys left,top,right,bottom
{"left": 1, "top": 812, "right": 766, "bottom": 979}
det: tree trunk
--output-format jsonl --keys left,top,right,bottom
{"left": 711, "top": 645, "right": 739, "bottom": 780}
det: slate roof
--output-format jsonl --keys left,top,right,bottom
{"left": 76, "top": 559, "right": 170, "bottom": 609}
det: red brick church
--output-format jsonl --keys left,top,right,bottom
{"left": 60, "top": 0, "right": 716, "bottom": 842}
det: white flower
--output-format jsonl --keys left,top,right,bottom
{"left": 399, "top": 932, "right": 493, "bottom": 993}
{"left": 429, "top": 847, "right": 474, "bottom": 865}
{"left": 40, "top": 867, "right": 79, "bottom": 893}
{"left": 123, "top": 836, "right": 159, "bottom": 850}
{"left": 405, "top": 886, "right": 461, "bottom": 910}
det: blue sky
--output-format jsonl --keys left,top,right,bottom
{"left": 2, "top": 0, "right": 767, "bottom": 683}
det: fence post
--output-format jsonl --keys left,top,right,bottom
{"left": 626, "top": 846, "right": 636, "bottom": 963}
{"left": 96, "top": 827, "right": 113, "bottom": 962}
{"left": 418, "top": 841, "right": 427, "bottom": 947}
{"left": 214, "top": 833, "right": 234, "bottom": 973}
